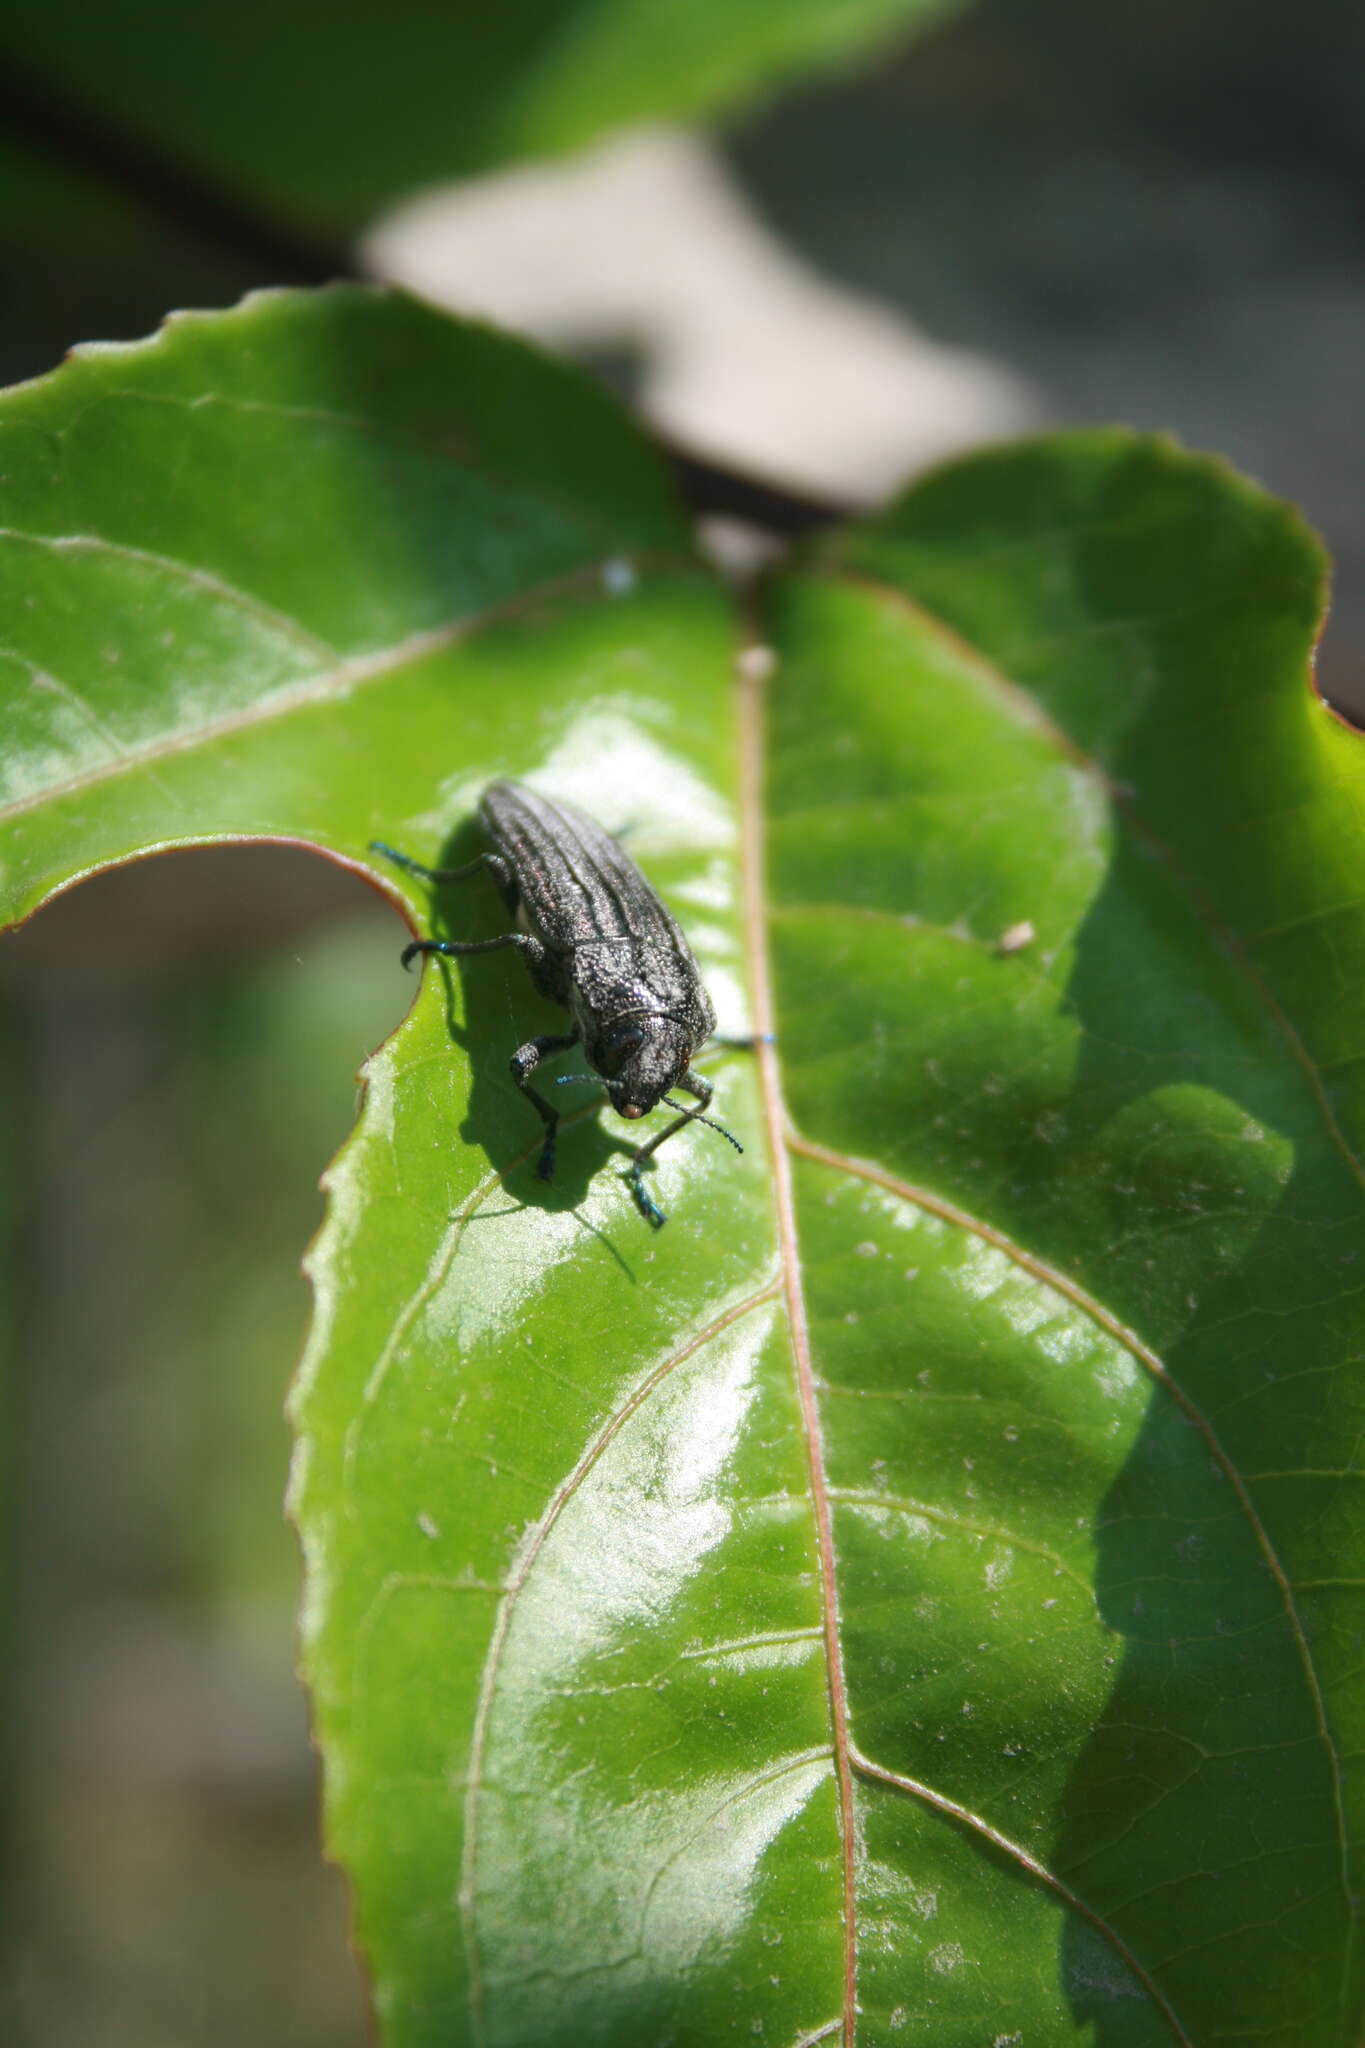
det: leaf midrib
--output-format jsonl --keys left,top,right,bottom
{"left": 737, "top": 610, "right": 1197, "bottom": 2041}
{"left": 736, "top": 637, "right": 860, "bottom": 2046}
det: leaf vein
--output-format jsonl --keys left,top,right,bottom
{"left": 828, "top": 1489, "right": 1097, "bottom": 1600}
{"left": 0, "top": 525, "right": 336, "bottom": 657}
{"left": 458, "top": 1277, "right": 782, "bottom": 2042}
{"left": 849, "top": 1745, "right": 1194, "bottom": 2045}
{"left": 788, "top": 1128, "right": 1356, "bottom": 1974}
{"left": 0, "top": 553, "right": 692, "bottom": 827}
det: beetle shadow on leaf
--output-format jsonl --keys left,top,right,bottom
{"left": 420, "top": 817, "right": 639, "bottom": 1262}
{"left": 1048, "top": 829, "right": 1361, "bottom": 2041}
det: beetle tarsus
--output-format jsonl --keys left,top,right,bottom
{"left": 626, "top": 1159, "right": 667, "bottom": 1230}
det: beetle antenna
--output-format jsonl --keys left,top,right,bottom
{"left": 554, "top": 1074, "right": 603, "bottom": 1088}
{"left": 661, "top": 1096, "right": 744, "bottom": 1154}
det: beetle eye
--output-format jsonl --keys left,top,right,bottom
{"left": 606, "top": 1023, "right": 645, "bottom": 1071}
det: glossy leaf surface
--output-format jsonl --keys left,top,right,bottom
{"left": 1, "top": 0, "right": 963, "bottom": 233}
{"left": 1, "top": 291, "right": 1362, "bottom": 2046}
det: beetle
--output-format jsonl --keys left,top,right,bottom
{"left": 371, "top": 780, "right": 741, "bottom": 1227}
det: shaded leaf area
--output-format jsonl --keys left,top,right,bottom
{"left": 0, "top": 0, "right": 961, "bottom": 234}
{"left": 787, "top": 442, "right": 1363, "bottom": 2039}
{"left": 1, "top": 293, "right": 1362, "bottom": 2046}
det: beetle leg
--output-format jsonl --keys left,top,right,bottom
{"left": 623, "top": 1068, "right": 714, "bottom": 1230}
{"left": 375, "top": 836, "right": 528, "bottom": 976}
{"left": 510, "top": 1031, "right": 581, "bottom": 1182}
{"left": 371, "top": 841, "right": 512, "bottom": 891}
{"left": 400, "top": 932, "right": 545, "bottom": 971}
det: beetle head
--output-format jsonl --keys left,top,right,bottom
{"left": 600, "top": 1015, "right": 690, "bottom": 1120}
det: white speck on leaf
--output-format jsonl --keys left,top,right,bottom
{"left": 738, "top": 643, "right": 776, "bottom": 682}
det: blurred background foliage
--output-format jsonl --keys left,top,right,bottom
{"left": 2, "top": 0, "right": 1363, "bottom": 2039}
{"left": 4, "top": 857, "right": 402, "bottom": 2045}
{"left": 0, "top": 0, "right": 962, "bottom": 225}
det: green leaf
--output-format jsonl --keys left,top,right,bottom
{"left": 2, "top": 0, "right": 964, "bottom": 234}
{"left": 2, "top": 290, "right": 1362, "bottom": 2044}
{"left": 0, "top": 286, "right": 688, "bottom": 919}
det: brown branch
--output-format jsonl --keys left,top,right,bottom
{"left": 0, "top": 51, "right": 850, "bottom": 538}
{"left": 0, "top": 52, "right": 350, "bottom": 287}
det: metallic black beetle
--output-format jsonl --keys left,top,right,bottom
{"left": 372, "top": 780, "right": 740, "bottom": 1226}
